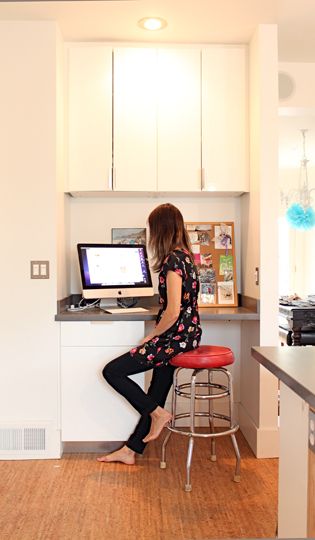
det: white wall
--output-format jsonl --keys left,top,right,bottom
{"left": 279, "top": 62, "right": 315, "bottom": 109}
{"left": 0, "top": 21, "right": 64, "bottom": 458}
{"left": 69, "top": 194, "right": 242, "bottom": 295}
{"left": 240, "top": 25, "right": 279, "bottom": 457}
{"left": 56, "top": 31, "right": 70, "bottom": 300}
{"left": 0, "top": 20, "right": 280, "bottom": 459}
{"left": 279, "top": 113, "right": 315, "bottom": 297}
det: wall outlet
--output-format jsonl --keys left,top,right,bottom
{"left": 30, "top": 261, "right": 50, "bottom": 279}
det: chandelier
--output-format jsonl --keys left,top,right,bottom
{"left": 281, "top": 129, "right": 315, "bottom": 230}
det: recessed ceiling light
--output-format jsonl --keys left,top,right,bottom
{"left": 137, "top": 17, "right": 167, "bottom": 31}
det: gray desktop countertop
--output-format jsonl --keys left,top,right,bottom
{"left": 252, "top": 346, "right": 315, "bottom": 409}
{"left": 55, "top": 295, "right": 259, "bottom": 322}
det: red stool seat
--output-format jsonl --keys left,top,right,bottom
{"left": 170, "top": 345, "right": 235, "bottom": 369}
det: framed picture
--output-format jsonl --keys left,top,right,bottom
{"left": 185, "top": 222, "right": 238, "bottom": 307}
{"left": 111, "top": 228, "right": 146, "bottom": 245}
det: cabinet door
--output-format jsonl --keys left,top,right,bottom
{"left": 113, "top": 48, "right": 157, "bottom": 191}
{"left": 61, "top": 346, "right": 144, "bottom": 441}
{"left": 157, "top": 49, "right": 201, "bottom": 192}
{"left": 67, "top": 46, "right": 112, "bottom": 192}
{"left": 202, "top": 46, "right": 248, "bottom": 193}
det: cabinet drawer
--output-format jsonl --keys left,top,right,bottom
{"left": 60, "top": 321, "right": 144, "bottom": 347}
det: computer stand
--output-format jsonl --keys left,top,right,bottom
{"left": 99, "top": 298, "right": 118, "bottom": 310}
{"left": 99, "top": 297, "right": 138, "bottom": 311}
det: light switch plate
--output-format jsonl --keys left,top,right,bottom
{"left": 30, "top": 261, "right": 50, "bottom": 279}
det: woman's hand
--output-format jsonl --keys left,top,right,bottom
{"left": 139, "top": 335, "right": 155, "bottom": 346}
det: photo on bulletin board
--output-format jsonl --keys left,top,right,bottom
{"left": 111, "top": 228, "right": 146, "bottom": 245}
{"left": 185, "top": 222, "right": 238, "bottom": 307}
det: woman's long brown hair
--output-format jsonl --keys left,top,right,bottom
{"left": 148, "top": 203, "right": 194, "bottom": 272}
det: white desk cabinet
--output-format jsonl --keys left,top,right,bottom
{"left": 67, "top": 46, "right": 112, "bottom": 192}
{"left": 60, "top": 321, "right": 144, "bottom": 441}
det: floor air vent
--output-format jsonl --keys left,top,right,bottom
{"left": 0, "top": 426, "right": 46, "bottom": 453}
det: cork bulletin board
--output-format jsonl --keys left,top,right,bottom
{"left": 185, "top": 222, "right": 238, "bottom": 308}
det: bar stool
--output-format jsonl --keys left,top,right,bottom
{"left": 160, "top": 345, "right": 241, "bottom": 492}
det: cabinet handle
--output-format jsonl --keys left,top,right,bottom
{"left": 108, "top": 168, "right": 113, "bottom": 190}
{"left": 201, "top": 168, "right": 206, "bottom": 191}
{"left": 112, "top": 167, "right": 116, "bottom": 190}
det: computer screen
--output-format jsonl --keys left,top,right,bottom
{"left": 77, "top": 243, "right": 154, "bottom": 301}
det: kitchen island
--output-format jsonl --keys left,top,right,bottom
{"left": 252, "top": 346, "right": 315, "bottom": 539}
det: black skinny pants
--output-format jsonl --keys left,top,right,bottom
{"left": 103, "top": 352, "right": 175, "bottom": 454}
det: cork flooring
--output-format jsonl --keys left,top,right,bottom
{"left": 0, "top": 432, "right": 278, "bottom": 540}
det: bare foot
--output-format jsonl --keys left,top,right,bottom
{"left": 97, "top": 445, "right": 136, "bottom": 465}
{"left": 142, "top": 407, "right": 172, "bottom": 443}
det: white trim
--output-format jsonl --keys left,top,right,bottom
{"left": 239, "top": 403, "right": 279, "bottom": 457}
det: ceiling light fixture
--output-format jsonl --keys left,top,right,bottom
{"left": 137, "top": 17, "right": 167, "bottom": 31}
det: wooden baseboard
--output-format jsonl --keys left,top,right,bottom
{"left": 62, "top": 441, "right": 123, "bottom": 453}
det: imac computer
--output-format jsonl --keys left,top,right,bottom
{"left": 77, "top": 243, "right": 154, "bottom": 310}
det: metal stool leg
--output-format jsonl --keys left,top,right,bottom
{"left": 185, "top": 370, "right": 197, "bottom": 491}
{"left": 225, "top": 368, "right": 241, "bottom": 482}
{"left": 172, "top": 368, "right": 180, "bottom": 428}
{"left": 208, "top": 369, "right": 216, "bottom": 462}
{"left": 160, "top": 431, "right": 172, "bottom": 469}
{"left": 160, "top": 367, "right": 179, "bottom": 469}
{"left": 231, "top": 433, "right": 241, "bottom": 482}
{"left": 185, "top": 436, "right": 194, "bottom": 492}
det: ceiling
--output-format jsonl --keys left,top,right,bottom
{"left": 0, "top": 0, "right": 315, "bottom": 62}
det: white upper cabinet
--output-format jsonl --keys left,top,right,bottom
{"left": 67, "top": 46, "right": 112, "bottom": 192}
{"left": 66, "top": 45, "right": 248, "bottom": 195}
{"left": 202, "top": 46, "right": 248, "bottom": 193}
{"left": 113, "top": 48, "right": 201, "bottom": 192}
{"left": 157, "top": 49, "right": 202, "bottom": 192}
{"left": 113, "top": 48, "right": 158, "bottom": 191}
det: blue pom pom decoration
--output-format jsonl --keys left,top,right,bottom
{"left": 286, "top": 203, "right": 315, "bottom": 230}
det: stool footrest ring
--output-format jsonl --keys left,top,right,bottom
{"left": 175, "top": 389, "right": 229, "bottom": 399}
{"left": 167, "top": 424, "right": 239, "bottom": 438}
{"left": 173, "top": 411, "right": 231, "bottom": 422}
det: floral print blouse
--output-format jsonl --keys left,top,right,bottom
{"left": 130, "top": 249, "right": 202, "bottom": 366}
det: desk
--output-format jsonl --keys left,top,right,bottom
{"left": 252, "top": 346, "right": 315, "bottom": 538}
{"left": 279, "top": 304, "right": 315, "bottom": 346}
{"left": 57, "top": 295, "right": 278, "bottom": 460}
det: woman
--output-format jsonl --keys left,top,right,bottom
{"left": 97, "top": 203, "right": 202, "bottom": 465}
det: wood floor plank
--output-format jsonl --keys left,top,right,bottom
{"left": 0, "top": 432, "right": 278, "bottom": 540}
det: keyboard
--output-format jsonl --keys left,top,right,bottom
{"left": 103, "top": 307, "right": 149, "bottom": 314}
